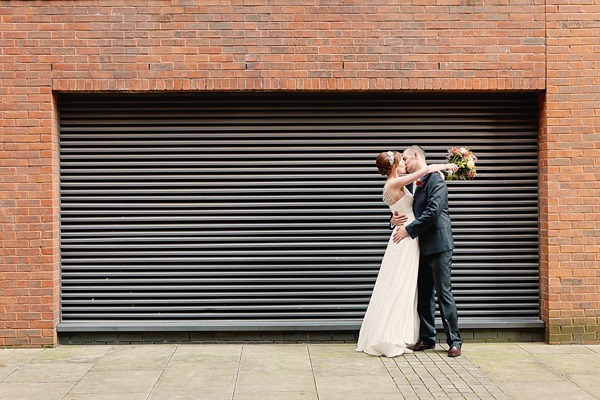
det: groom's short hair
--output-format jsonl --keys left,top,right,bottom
{"left": 405, "top": 145, "right": 426, "bottom": 160}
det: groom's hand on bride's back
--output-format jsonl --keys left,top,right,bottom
{"left": 391, "top": 212, "right": 408, "bottom": 227}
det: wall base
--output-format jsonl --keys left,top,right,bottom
{"left": 58, "top": 329, "right": 544, "bottom": 345}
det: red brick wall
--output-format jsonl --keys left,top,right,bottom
{"left": 0, "top": 78, "right": 60, "bottom": 346}
{"left": 0, "top": 0, "right": 597, "bottom": 346}
{"left": 4, "top": 0, "right": 546, "bottom": 92}
{"left": 542, "top": 0, "right": 600, "bottom": 344}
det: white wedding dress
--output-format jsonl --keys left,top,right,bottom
{"left": 356, "top": 186, "right": 420, "bottom": 357}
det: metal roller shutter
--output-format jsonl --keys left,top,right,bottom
{"left": 57, "top": 92, "right": 541, "bottom": 332}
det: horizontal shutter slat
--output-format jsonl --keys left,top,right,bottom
{"left": 59, "top": 92, "right": 539, "bottom": 330}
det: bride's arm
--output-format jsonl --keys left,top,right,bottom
{"left": 387, "top": 163, "right": 458, "bottom": 191}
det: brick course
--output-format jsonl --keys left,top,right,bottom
{"left": 0, "top": 0, "right": 598, "bottom": 346}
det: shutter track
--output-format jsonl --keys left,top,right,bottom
{"left": 58, "top": 92, "right": 541, "bottom": 332}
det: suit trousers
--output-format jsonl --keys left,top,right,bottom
{"left": 417, "top": 249, "right": 462, "bottom": 347}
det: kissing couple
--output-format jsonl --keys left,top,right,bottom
{"left": 356, "top": 145, "right": 463, "bottom": 358}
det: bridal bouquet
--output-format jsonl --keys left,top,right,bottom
{"left": 444, "top": 147, "right": 477, "bottom": 180}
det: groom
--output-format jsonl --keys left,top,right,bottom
{"left": 392, "top": 145, "right": 462, "bottom": 357}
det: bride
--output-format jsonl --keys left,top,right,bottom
{"left": 356, "top": 151, "right": 458, "bottom": 357}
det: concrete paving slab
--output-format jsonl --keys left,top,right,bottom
{"left": 3, "top": 362, "right": 93, "bottom": 383}
{"left": 496, "top": 379, "right": 597, "bottom": 400}
{"left": 311, "top": 355, "right": 388, "bottom": 376}
{"left": 462, "top": 343, "right": 532, "bottom": 360}
{"left": 69, "top": 370, "right": 162, "bottom": 395}
{"left": 533, "top": 353, "right": 600, "bottom": 376}
{"left": 1, "top": 342, "right": 600, "bottom": 400}
{"left": 149, "top": 386, "right": 234, "bottom": 400}
{"left": 92, "top": 345, "right": 177, "bottom": 371}
{"left": 470, "top": 357, "right": 565, "bottom": 382}
{"left": 242, "top": 344, "right": 309, "bottom": 356}
{"left": 518, "top": 343, "right": 596, "bottom": 355}
{"left": 567, "top": 374, "right": 600, "bottom": 398}
{"left": 171, "top": 344, "right": 242, "bottom": 363}
{"left": 32, "top": 345, "right": 112, "bottom": 364}
{"left": 308, "top": 343, "right": 364, "bottom": 359}
{"left": 464, "top": 344, "right": 573, "bottom": 385}
{"left": 585, "top": 345, "right": 600, "bottom": 354}
{"left": 240, "top": 344, "right": 312, "bottom": 372}
{"left": 154, "top": 361, "right": 238, "bottom": 389}
{"left": 0, "top": 365, "right": 19, "bottom": 381}
{"left": 63, "top": 394, "right": 149, "bottom": 400}
{"left": 235, "top": 369, "right": 315, "bottom": 393}
{"left": 233, "top": 391, "right": 318, "bottom": 400}
{"left": 0, "top": 382, "right": 75, "bottom": 400}
{"left": 0, "top": 348, "right": 44, "bottom": 365}
{"left": 314, "top": 374, "right": 401, "bottom": 400}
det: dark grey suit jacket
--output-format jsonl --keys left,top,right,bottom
{"left": 405, "top": 172, "right": 454, "bottom": 255}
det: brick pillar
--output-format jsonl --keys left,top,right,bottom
{"left": 0, "top": 90, "right": 60, "bottom": 347}
{"left": 543, "top": 0, "right": 600, "bottom": 343}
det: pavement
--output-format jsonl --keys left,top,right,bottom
{"left": 0, "top": 342, "right": 599, "bottom": 400}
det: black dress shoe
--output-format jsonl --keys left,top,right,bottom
{"left": 408, "top": 341, "right": 435, "bottom": 351}
{"left": 448, "top": 345, "right": 461, "bottom": 357}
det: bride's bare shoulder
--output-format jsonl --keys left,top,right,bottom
{"left": 383, "top": 184, "right": 405, "bottom": 203}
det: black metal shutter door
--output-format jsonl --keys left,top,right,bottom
{"left": 58, "top": 92, "right": 540, "bottom": 332}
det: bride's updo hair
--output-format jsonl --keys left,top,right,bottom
{"left": 376, "top": 151, "right": 401, "bottom": 176}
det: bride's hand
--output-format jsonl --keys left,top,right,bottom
{"left": 446, "top": 163, "right": 459, "bottom": 173}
